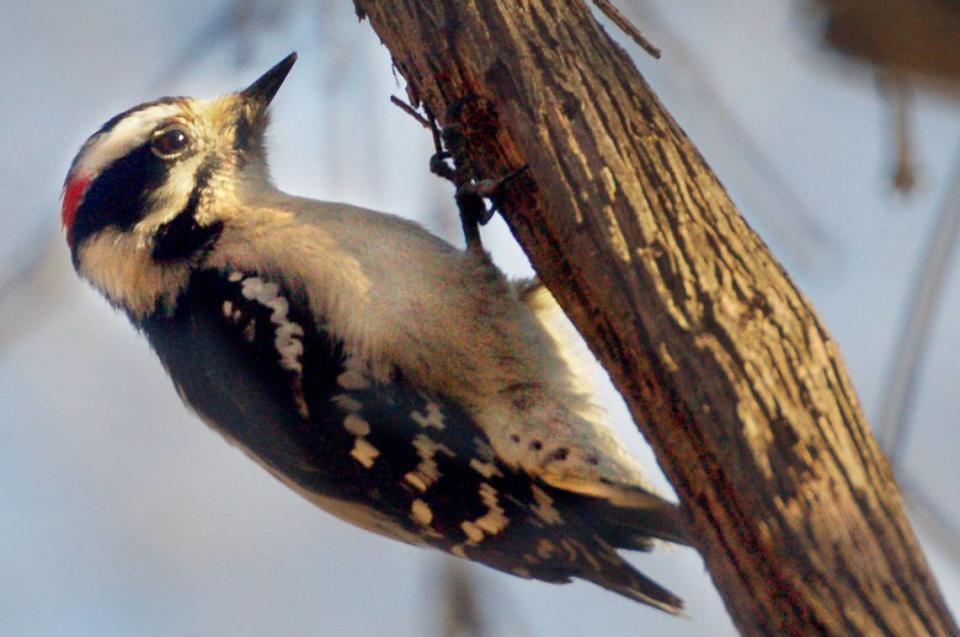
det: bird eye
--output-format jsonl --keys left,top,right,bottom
{"left": 151, "top": 127, "right": 191, "bottom": 158}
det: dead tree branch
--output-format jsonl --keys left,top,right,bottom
{"left": 349, "top": 1, "right": 959, "bottom": 634}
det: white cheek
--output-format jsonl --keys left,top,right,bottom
{"left": 134, "top": 154, "right": 205, "bottom": 239}
{"left": 78, "top": 228, "right": 190, "bottom": 319}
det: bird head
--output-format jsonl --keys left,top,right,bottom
{"left": 61, "top": 52, "right": 297, "bottom": 257}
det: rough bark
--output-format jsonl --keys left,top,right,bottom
{"left": 349, "top": 1, "right": 959, "bottom": 634}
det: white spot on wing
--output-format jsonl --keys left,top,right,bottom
{"left": 404, "top": 472, "right": 429, "bottom": 492}
{"left": 351, "top": 438, "right": 380, "bottom": 468}
{"left": 531, "top": 485, "right": 563, "bottom": 525}
{"left": 235, "top": 274, "right": 308, "bottom": 417}
{"left": 343, "top": 412, "right": 379, "bottom": 468}
{"left": 461, "top": 521, "right": 484, "bottom": 543}
{"left": 337, "top": 370, "right": 369, "bottom": 390}
{"left": 333, "top": 394, "right": 363, "bottom": 413}
{"left": 537, "top": 538, "right": 557, "bottom": 559}
{"left": 343, "top": 414, "right": 371, "bottom": 437}
{"left": 338, "top": 353, "right": 371, "bottom": 390}
{"left": 461, "top": 482, "right": 509, "bottom": 545}
{"left": 411, "top": 401, "right": 445, "bottom": 430}
{"left": 404, "top": 434, "right": 454, "bottom": 492}
{"left": 473, "top": 482, "right": 509, "bottom": 536}
{"left": 239, "top": 276, "right": 305, "bottom": 374}
{"left": 469, "top": 458, "right": 503, "bottom": 479}
{"left": 411, "top": 499, "right": 433, "bottom": 526}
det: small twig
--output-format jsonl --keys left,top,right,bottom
{"left": 878, "top": 69, "right": 918, "bottom": 194}
{"left": 590, "top": 0, "right": 661, "bottom": 59}
{"left": 440, "top": 561, "right": 489, "bottom": 637}
{"left": 390, "top": 94, "right": 432, "bottom": 129}
{"left": 877, "top": 142, "right": 960, "bottom": 466}
{"left": 391, "top": 99, "right": 460, "bottom": 185}
{"left": 392, "top": 96, "right": 447, "bottom": 178}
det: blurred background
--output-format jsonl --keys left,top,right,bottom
{"left": 1, "top": 2, "right": 959, "bottom": 635}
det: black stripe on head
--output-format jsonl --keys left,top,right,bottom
{"left": 152, "top": 160, "right": 224, "bottom": 262}
{"left": 95, "top": 97, "right": 184, "bottom": 137}
{"left": 64, "top": 98, "right": 186, "bottom": 181}
{"left": 69, "top": 141, "right": 169, "bottom": 256}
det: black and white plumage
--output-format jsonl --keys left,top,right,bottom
{"left": 61, "top": 53, "right": 689, "bottom": 613}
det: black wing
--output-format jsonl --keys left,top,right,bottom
{"left": 140, "top": 267, "right": 683, "bottom": 613}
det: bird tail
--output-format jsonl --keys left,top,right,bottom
{"left": 554, "top": 485, "right": 691, "bottom": 550}
{"left": 577, "top": 556, "right": 686, "bottom": 614}
{"left": 497, "top": 520, "right": 686, "bottom": 613}
{"left": 483, "top": 529, "right": 685, "bottom": 614}
{"left": 554, "top": 487, "right": 689, "bottom": 612}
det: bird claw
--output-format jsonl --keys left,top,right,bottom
{"left": 454, "top": 165, "right": 529, "bottom": 252}
{"left": 423, "top": 104, "right": 529, "bottom": 252}
{"left": 429, "top": 150, "right": 457, "bottom": 183}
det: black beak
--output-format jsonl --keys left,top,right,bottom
{"left": 241, "top": 52, "right": 298, "bottom": 110}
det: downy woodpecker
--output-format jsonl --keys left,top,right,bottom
{"left": 61, "top": 53, "right": 688, "bottom": 613}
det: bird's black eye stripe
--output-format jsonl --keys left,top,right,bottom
{"left": 69, "top": 142, "right": 169, "bottom": 253}
{"left": 153, "top": 215, "right": 223, "bottom": 262}
{"left": 153, "top": 161, "right": 223, "bottom": 262}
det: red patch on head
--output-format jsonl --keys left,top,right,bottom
{"left": 61, "top": 174, "right": 91, "bottom": 243}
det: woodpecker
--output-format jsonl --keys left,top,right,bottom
{"left": 61, "top": 53, "right": 689, "bottom": 613}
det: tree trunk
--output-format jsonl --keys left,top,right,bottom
{"left": 349, "top": 1, "right": 959, "bottom": 634}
